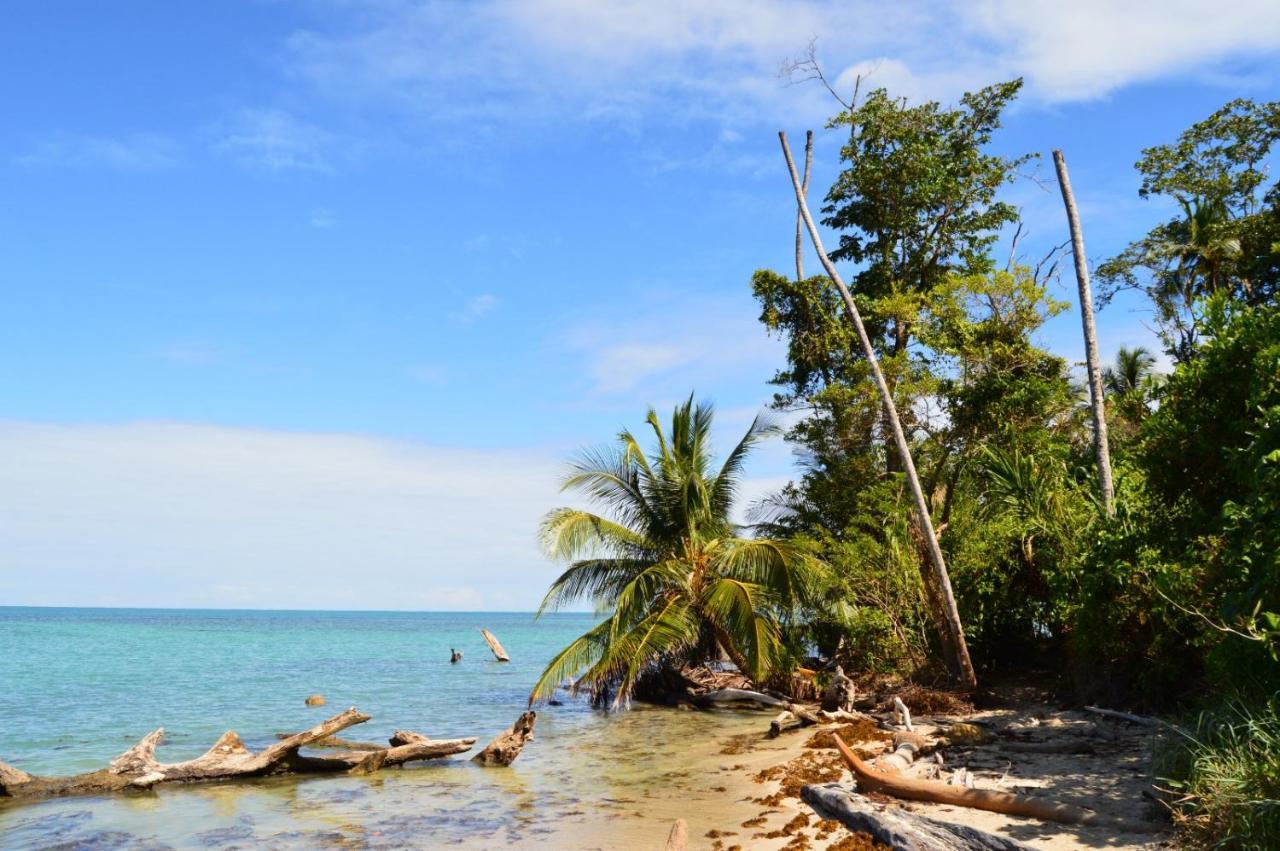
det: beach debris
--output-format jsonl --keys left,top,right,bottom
{"left": 0, "top": 708, "right": 477, "bottom": 803}
{"left": 273, "top": 731, "right": 383, "bottom": 751}
{"left": 829, "top": 734, "right": 1103, "bottom": 826}
{"left": 473, "top": 711, "right": 536, "bottom": 766}
{"left": 892, "top": 696, "right": 914, "bottom": 731}
{"left": 697, "top": 688, "right": 790, "bottom": 709}
{"left": 480, "top": 628, "right": 510, "bottom": 662}
{"left": 305, "top": 694, "right": 326, "bottom": 706}
{"left": 663, "top": 818, "right": 689, "bottom": 850}
{"left": 821, "top": 666, "right": 856, "bottom": 713}
{"left": 802, "top": 783, "right": 1037, "bottom": 851}
{"left": 1083, "top": 705, "right": 1161, "bottom": 727}
{"left": 873, "top": 731, "right": 928, "bottom": 773}
{"left": 450, "top": 648, "right": 463, "bottom": 664}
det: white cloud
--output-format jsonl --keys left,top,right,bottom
{"left": 309, "top": 207, "right": 338, "bottom": 228}
{"left": 563, "top": 294, "right": 783, "bottom": 395}
{"left": 973, "top": 0, "right": 1280, "bottom": 101}
{"left": 14, "top": 133, "right": 180, "bottom": 171}
{"left": 452, "top": 293, "right": 500, "bottom": 323}
{"left": 212, "top": 109, "right": 335, "bottom": 172}
{"left": 278, "top": 0, "right": 1280, "bottom": 128}
{"left": 0, "top": 421, "right": 563, "bottom": 610}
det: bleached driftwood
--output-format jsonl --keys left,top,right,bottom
{"left": 822, "top": 666, "right": 856, "bottom": 712}
{"left": 874, "top": 732, "right": 928, "bottom": 773}
{"left": 893, "top": 696, "right": 914, "bottom": 731}
{"left": 480, "top": 628, "right": 510, "bottom": 662}
{"left": 803, "top": 783, "right": 1036, "bottom": 851}
{"left": 697, "top": 688, "right": 790, "bottom": 709}
{"left": 663, "top": 818, "right": 689, "bottom": 850}
{"left": 769, "top": 710, "right": 801, "bottom": 738}
{"left": 1083, "top": 706, "right": 1159, "bottom": 727}
{"left": 831, "top": 734, "right": 1101, "bottom": 825}
{"left": 0, "top": 708, "right": 475, "bottom": 802}
{"left": 473, "top": 711, "right": 536, "bottom": 766}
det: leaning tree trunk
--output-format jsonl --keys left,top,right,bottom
{"left": 795, "top": 129, "right": 814, "bottom": 281}
{"left": 779, "top": 132, "right": 978, "bottom": 690}
{"left": 1052, "top": 150, "right": 1114, "bottom": 517}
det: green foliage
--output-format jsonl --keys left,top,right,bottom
{"left": 1156, "top": 696, "right": 1280, "bottom": 849}
{"left": 1098, "top": 98, "right": 1280, "bottom": 360}
{"left": 1072, "top": 298, "right": 1280, "bottom": 703}
{"left": 530, "top": 397, "right": 825, "bottom": 706}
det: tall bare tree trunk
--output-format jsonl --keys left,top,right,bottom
{"left": 795, "top": 130, "right": 814, "bottom": 282}
{"left": 779, "top": 132, "right": 977, "bottom": 691}
{"left": 1052, "top": 150, "right": 1115, "bottom": 517}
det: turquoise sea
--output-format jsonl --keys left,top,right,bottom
{"left": 0, "top": 607, "right": 768, "bottom": 849}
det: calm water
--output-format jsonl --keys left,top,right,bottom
{"left": 0, "top": 608, "right": 768, "bottom": 849}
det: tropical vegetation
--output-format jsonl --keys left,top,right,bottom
{"left": 529, "top": 397, "right": 823, "bottom": 707}
{"left": 534, "top": 86, "right": 1280, "bottom": 846}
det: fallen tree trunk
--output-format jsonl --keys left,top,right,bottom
{"left": 696, "top": 688, "right": 790, "bottom": 709}
{"left": 1083, "top": 706, "right": 1160, "bottom": 727}
{"left": 0, "top": 708, "right": 475, "bottom": 802}
{"left": 473, "top": 711, "right": 536, "bottom": 766}
{"left": 802, "top": 783, "right": 1036, "bottom": 851}
{"left": 832, "top": 734, "right": 1100, "bottom": 825}
{"left": 480, "top": 628, "right": 510, "bottom": 662}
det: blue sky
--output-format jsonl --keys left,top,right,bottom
{"left": 2, "top": 0, "right": 1278, "bottom": 610}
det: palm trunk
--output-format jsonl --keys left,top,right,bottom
{"left": 1052, "top": 150, "right": 1115, "bottom": 517}
{"left": 779, "top": 132, "right": 978, "bottom": 691}
{"left": 795, "top": 130, "right": 814, "bottom": 282}
{"left": 709, "top": 622, "right": 755, "bottom": 682}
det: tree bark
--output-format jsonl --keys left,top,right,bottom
{"left": 803, "top": 784, "right": 1037, "bottom": 851}
{"left": 0, "top": 708, "right": 475, "bottom": 802}
{"left": 1052, "top": 150, "right": 1115, "bottom": 517}
{"left": 780, "top": 131, "right": 978, "bottom": 690}
{"left": 795, "top": 129, "right": 814, "bottom": 281}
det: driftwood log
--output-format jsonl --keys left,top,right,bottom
{"left": 803, "top": 784, "right": 1036, "bottom": 851}
{"left": 473, "top": 711, "right": 536, "bottom": 766}
{"left": 480, "top": 628, "right": 510, "bottom": 662}
{"left": 822, "top": 666, "right": 856, "bottom": 712}
{"left": 0, "top": 708, "right": 476, "bottom": 802}
{"left": 831, "top": 734, "right": 1100, "bottom": 825}
{"left": 1083, "top": 706, "right": 1160, "bottom": 727}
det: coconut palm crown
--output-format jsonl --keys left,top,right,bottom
{"left": 528, "top": 397, "right": 822, "bottom": 707}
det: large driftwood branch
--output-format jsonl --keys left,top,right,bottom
{"left": 0, "top": 708, "right": 475, "bottom": 802}
{"left": 473, "top": 711, "right": 536, "bottom": 766}
{"left": 803, "top": 783, "right": 1036, "bottom": 851}
{"left": 832, "top": 733, "right": 1100, "bottom": 825}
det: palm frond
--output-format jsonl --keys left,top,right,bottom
{"left": 527, "top": 618, "right": 613, "bottom": 704}
{"left": 701, "top": 577, "right": 783, "bottom": 682}
{"left": 539, "top": 508, "right": 656, "bottom": 561}
{"left": 537, "top": 557, "right": 654, "bottom": 615}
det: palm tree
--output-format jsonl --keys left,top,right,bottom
{"left": 1103, "top": 346, "right": 1157, "bottom": 396}
{"left": 529, "top": 397, "right": 822, "bottom": 707}
{"left": 1103, "top": 346, "right": 1161, "bottom": 425}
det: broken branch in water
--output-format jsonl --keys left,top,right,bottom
{"left": 480, "top": 628, "right": 510, "bottom": 662}
{"left": 0, "top": 707, "right": 478, "bottom": 802}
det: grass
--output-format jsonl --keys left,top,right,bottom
{"left": 1156, "top": 694, "right": 1280, "bottom": 849}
